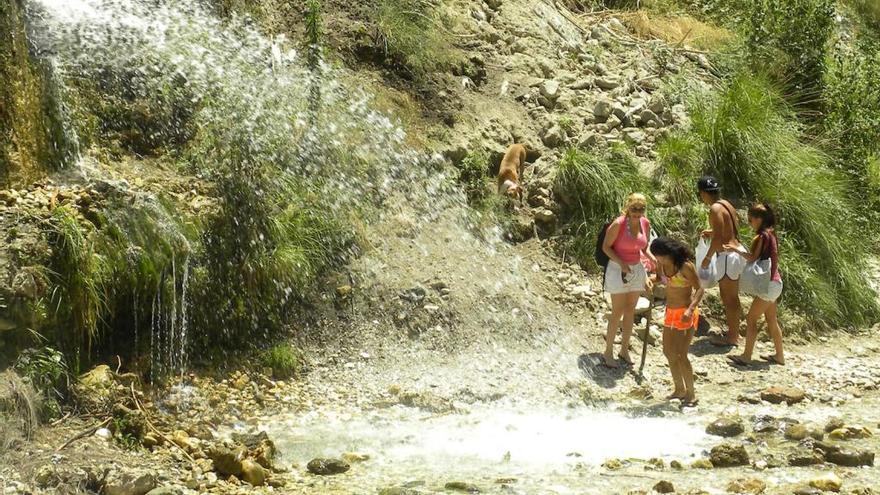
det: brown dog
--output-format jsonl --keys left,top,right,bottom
{"left": 497, "top": 144, "right": 527, "bottom": 202}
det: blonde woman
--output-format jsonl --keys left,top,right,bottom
{"left": 602, "top": 193, "right": 655, "bottom": 368}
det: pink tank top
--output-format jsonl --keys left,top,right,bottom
{"left": 611, "top": 215, "right": 650, "bottom": 265}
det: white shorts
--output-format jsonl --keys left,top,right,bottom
{"left": 716, "top": 251, "right": 747, "bottom": 281}
{"left": 604, "top": 260, "right": 647, "bottom": 295}
{"left": 757, "top": 280, "right": 783, "bottom": 302}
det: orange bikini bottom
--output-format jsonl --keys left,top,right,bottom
{"left": 664, "top": 307, "right": 700, "bottom": 331}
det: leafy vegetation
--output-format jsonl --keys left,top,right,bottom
{"left": 260, "top": 344, "right": 302, "bottom": 379}
{"left": 658, "top": 72, "right": 880, "bottom": 329}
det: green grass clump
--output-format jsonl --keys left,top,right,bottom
{"left": 47, "top": 207, "right": 110, "bottom": 366}
{"left": 823, "top": 40, "right": 880, "bottom": 220}
{"left": 658, "top": 72, "right": 880, "bottom": 329}
{"left": 456, "top": 151, "right": 492, "bottom": 204}
{"left": 371, "top": 0, "right": 462, "bottom": 76}
{"left": 259, "top": 344, "right": 302, "bottom": 379}
{"left": 554, "top": 145, "right": 649, "bottom": 270}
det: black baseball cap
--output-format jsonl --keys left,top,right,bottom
{"left": 697, "top": 176, "right": 721, "bottom": 193}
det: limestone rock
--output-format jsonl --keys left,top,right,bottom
{"left": 653, "top": 480, "right": 675, "bottom": 493}
{"left": 707, "top": 417, "right": 744, "bottom": 437}
{"left": 809, "top": 473, "right": 842, "bottom": 492}
{"left": 240, "top": 459, "right": 267, "bottom": 486}
{"left": 824, "top": 417, "right": 845, "bottom": 433}
{"left": 103, "top": 472, "right": 157, "bottom": 495}
{"left": 761, "top": 386, "right": 805, "bottom": 405}
{"left": 539, "top": 80, "right": 560, "bottom": 101}
{"left": 826, "top": 449, "right": 874, "bottom": 467}
{"left": 445, "top": 481, "right": 481, "bottom": 493}
{"left": 709, "top": 443, "right": 750, "bottom": 467}
{"left": 785, "top": 424, "right": 810, "bottom": 441}
{"left": 726, "top": 478, "right": 766, "bottom": 494}
{"left": 307, "top": 458, "right": 350, "bottom": 475}
{"left": 595, "top": 77, "right": 620, "bottom": 90}
{"left": 207, "top": 446, "right": 245, "bottom": 477}
{"left": 593, "top": 99, "right": 614, "bottom": 121}
{"left": 691, "top": 458, "right": 713, "bottom": 469}
{"left": 542, "top": 124, "right": 565, "bottom": 148}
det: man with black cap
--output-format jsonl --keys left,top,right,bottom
{"left": 697, "top": 176, "right": 745, "bottom": 347}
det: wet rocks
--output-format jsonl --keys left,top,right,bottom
{"left": 828, "top": 426, "right": 872, "bottom": 440}
{"left": 809, "top": 473, "right": 842, "bottom": 492}
{"left": 691, "top": 459, "right": 713, "bottom": 469}
{"left": 784, "top": 424, "right": 810, "bottom": 441}
{"left": 788, "top": 447, "right": 825, "bottom": 467}
{"left": 380, "top": 488, "right": 423, "bottom": 495}
{"left": 825, "top": 449, "right": 874, "bottom": 467}
{"left": 726, "top": 478, "right": 766, "bottom": 494}
{"left": 341, "top": 452, "right": 370, "bottom": 464}
{"left": 825, "top": 418, "right": 846, "bottom": 432}
{"left": 240, "top": 459, "right": 267, "bottom": 486}
{"left": 206, "top": 445, "right": 245, "bottom": 477}
{"left": 445, "top": 481, "right": 481, "bottom": 493}
{"left": 709, "top": 443, "right": 750, "bottom": 467}
{"left": 707, "top": 417, "right": 745, "bottom": 437}
{"left": 307, "top": 458, "right": 350, "bottom": 475}
{"left": 652, "top": 480, "right": 675, "bottom": 493}
{"left": 760, "top": 386, "right": 806, "bottom": 405}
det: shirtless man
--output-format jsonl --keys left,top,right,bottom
{"left": 697, "top": 176, "right": 744, "bottom": 347}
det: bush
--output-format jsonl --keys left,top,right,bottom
{"left": 259, "top": 344, "right": 302, "bottom": 379}
{"left": 14, "top": 347, "right": 68, "bottom": 416}
{"left": 554, "top": 145, "right": 649, "bottom": 270}
{"left": 659, "top": 72, "right": 880, "bottom": 329}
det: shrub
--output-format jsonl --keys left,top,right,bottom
{"left": 14, "top": 346, "right": 68, "bottom": 414}
{"left": 742, "top": 0, "right": 835, "bottom": 101}
{"left": 259, "top": 344, "right": 302, "bottom": 379}
{"left": 554, "top": 145, "right": 649, "bottom": 270}
{"left": 660, "top": 72, "right": 880, "bottom": 329}
{"left": 456, "top": 151, "right": 492, "bottom": 204}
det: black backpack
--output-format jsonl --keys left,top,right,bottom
{"left": 595, "top": 220, "right": 613, "bottom": 268}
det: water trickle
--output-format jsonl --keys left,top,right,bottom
{"left": 149, "top": 253, "right": 191, "bottom": 383}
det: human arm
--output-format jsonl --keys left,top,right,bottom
{"left": 701, "top": 203, "right": 725, "bottom": 269}
{"left": 602, "top": 221, "right": 631, "bottom": 273}
{"left": 682, "top": 263, "right": 705, "bottom": 320}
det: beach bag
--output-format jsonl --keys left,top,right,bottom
{"left": 695, "top": 238, "right": 718, "bottom": 289}
{"left": 740, "top": 259, "right": 772, "bottom": 296}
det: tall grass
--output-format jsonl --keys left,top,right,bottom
{"left": 371, "top": 0, "right": 461, "bottom": 76}
{"left": 658, "top": 72, "right": 880, "bottom": 329}
{"left": 47, "top": 207, "right": 109, "bottom": 367}
{"left": 554, "top": 146, "right": 649, "bottom": 269}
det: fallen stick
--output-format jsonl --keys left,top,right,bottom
{"left": 50, "top": 412, "right": 72, "bottom": 427}
{"left": 129, "top": 384, "right": 196, "bottom": 463}
{"left": 56, "top": 417, "right": 111, "bottom": 452}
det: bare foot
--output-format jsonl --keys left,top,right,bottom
{"left": 603, "top": 354, "right": 618, "bottom": 368}
{"left": 682, "top": 395, "right": 699, "bottom": 407}
{"left": 618, "top": 353, "right": 634, "bottom": 366}
{"left": 666, "top": 391, "right": 686, "bottom": 400}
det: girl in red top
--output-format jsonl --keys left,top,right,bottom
{"left": 601, "top": 193, "right": 656, "bottom": 368}
{"left": 727, "top": 203, "right": 785, "bottom": 366}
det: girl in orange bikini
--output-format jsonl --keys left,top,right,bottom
{"left": 650, "top": 237, "right": 705, "bottom": 407}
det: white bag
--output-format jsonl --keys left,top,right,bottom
{"left": 695, "top": 238, "right": 718, "bottom": 289}
{"left": 740, "top": 258, "right": 772, "bottom": 296}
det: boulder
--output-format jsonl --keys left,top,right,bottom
{"left": 240, "top": 459, "right": 267, "bottom": 486}
{"left": 653, "top": 480, "right": 675, "bottom": 493}
{"left": 761, "top": 387, "right": 805, "bottom": 405}
{"left": 709, "top": 443, "right": 750, "bottom": 467}
{"left": 707, "top": 417, "right": 745, "bottom": 438}
{"left": 532, "top": 207, "right": 556, "bottom": 226}
{"left": 809, "top": 473, "right": 842, "bottom": 492}
{"left": 726, "top": 478, "right": 766, "bottom": 494}
{"left": 824, "top": 417, "right": 845, "bottom": 433}
{"left": 306, "top": 458, "right": 350, "bottom": 475}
